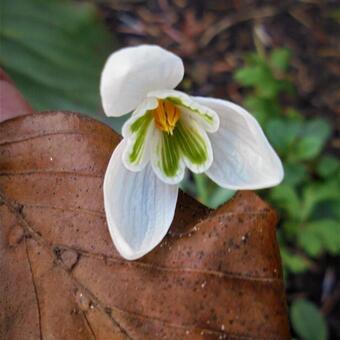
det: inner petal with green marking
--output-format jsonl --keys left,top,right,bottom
{"left": 167, "top": 96, "right": 217, "bottom": 131}
{"left": 124, "top": 95, "right": 214, "bottom": 183}
{"left": 173, "top": 119, "right": 212, "bottom": 171}
{"left": 151, "top": 115, "right": 213, "bottom": 184}
{"left": 124, "top": 111, "right": 154, "bottom": 170}
{"left": 147, "top": 90, "right": 220, "bottom": 133}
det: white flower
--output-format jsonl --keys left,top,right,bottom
{"left": 100, "top": 45, "right": 283, "bottom": 260}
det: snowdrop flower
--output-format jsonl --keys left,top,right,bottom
{"left": 101, "top": 45, "right": 283, "bottom": 260}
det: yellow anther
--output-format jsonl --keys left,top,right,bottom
{"left": 153, "top": 99, "right": 180, "bottom": 134}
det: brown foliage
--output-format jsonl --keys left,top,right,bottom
{"left": 0, "top": 72, "right": 289, "bottom": 339}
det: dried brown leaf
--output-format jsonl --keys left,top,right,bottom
{"left": 0, "top": 74, "right": 290, "bottom": 339}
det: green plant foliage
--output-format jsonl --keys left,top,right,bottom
{"left": 231, "top": 47, "right": 340, "bottom": 336}
{"left": 290, "top": 299, "right": 328, "bottom": 340}
{"left": 0, "top": 0, "right": 125, "bottom": 131}
{"left": 316, "top": 155, "right": 340, "bottom": 178}
{"left": 283, "top": 162, "right": 308, "bottom": 186}
{"left": 265, "top": 118, "right": 302, "bottom": 155}
{"left": 192, "top": 47, "right": 340, "bottom": 268}
{"left": 292, "top": 119, "right": 331, "bottom": 161}
{"left": 189, "top": 173, "right": 235, "bottom": 209}
{"left": 270, "top": 48, "right": 291, "bottom": 71}
{"left": 234, "top": 47, "right": 340, "bottom": 274}
{"left": 279, "top": 246, "right": 310, "bottom": 274}
{"left": 270, "top": 184, "right": 301, "bottom": 220}
{"left": 234, "top": 51, "right": 294, "bottom": 102}
{"left": 298, "top": 220, "right": 340, "bottom": 256}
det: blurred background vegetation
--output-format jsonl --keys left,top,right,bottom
{"left": 1, "top": 0, "right": 339, "bottom": 338}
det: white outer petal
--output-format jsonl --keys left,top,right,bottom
{"left": 104, "top": 140, "right": 179, "bottom": 260}
{"left": 194, "top": 97, "right": 284, "bottom": 190}
{"left": 100, "top": 45, "right": 184, "bottom": 117}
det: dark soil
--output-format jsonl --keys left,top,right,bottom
{"left": 98, "top": 0, "right": 340, "bottom": 338}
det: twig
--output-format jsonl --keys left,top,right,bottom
{"left": 199, "top": 6, "right": 279, "bottom": 48}
{"left": 321, "top": 284, "right": 340, "bottom": 316}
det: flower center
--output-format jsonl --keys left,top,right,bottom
{"left": 153, "top": 99, "right": 180, "bottom": 135}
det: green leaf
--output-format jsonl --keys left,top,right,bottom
{"left": 290, "top": 299, "right": 328, "bottom": 340}
{"left": 330, "top": 199, "right": 340, "bottom": 219}
{"left": 275, "top": 78, "right": 295, "bottom": 96}
{"left": 234, "top": 65, "right": 268, "bottom": 87}
{"left": 286, "top": 108, "right": 303, "bottom": 119}
{"left": 282, "top": 221, "right": 300, "bottom": 239}
{"left": 243, "top": 96, "right": 281, "bottom": 124}
{"left": 208, "top": 187, "right": 235, "bottom": 209}
{"left": 292, "top": 119, "right": 331, "bottom": 161}
{"left": 235, "top": 52, "right": 294, "bottom": 99}
{"left": 244, "top": 52, "right": 264, "bottom": 65}
{"left": 301, "top": 181, "right": 340, "bottom": 220}
{"left": 192, "top": 174, "right": 235, "bottom": 208}
{"left": 265, "top": 118, "right": 301, "bottom": 154}
{"left": 234, "top": 62, "right": 282, "bottom": 100}
{"left": 304, "top": 119, "right": 331, "bottom": 139}
{"left": 280, "top": 247, "right": 310, "bottom": 273}
{"left": 257, "top": 78, "right": 282, "bottom": 99}
{"left": 283, "top": 162, "right": 308, "bottom": 186}
{"left": 316, "top": 155, "right": 340, "bottom": 178}
{"left": 303, "top": 220, "right": 340, "bottom": 255}
{"left": 269, "top": 184, "right": 301, "bottom": 220}
{"left": 179, "top": 176, "right": 197, "bottom": 197}
{"left": 270, "top": 48, "right": 291, "bottom": 71}
{"left": 297, "top": 231, "right": 323, "bottom": 257}
{"left": 193, "top": 173, "right": 210, "bottom": 204}
{"left": 294, "top": 137, "right": 323, "bottom": 161}
{"left": 0, "top": 0, "right": 122, "bottom": 131}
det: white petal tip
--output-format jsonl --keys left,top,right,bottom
{"left": 100, "top": 45, "right": 184, "bottom": 117}
{"left": 104, "top": 140, "right": 179, "bottom": 261}
{"left": 194, "top": 96, "right": 285, "bottom": 191}
{"left": 112, "top": 239, "right": 151, "bottom": 261}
